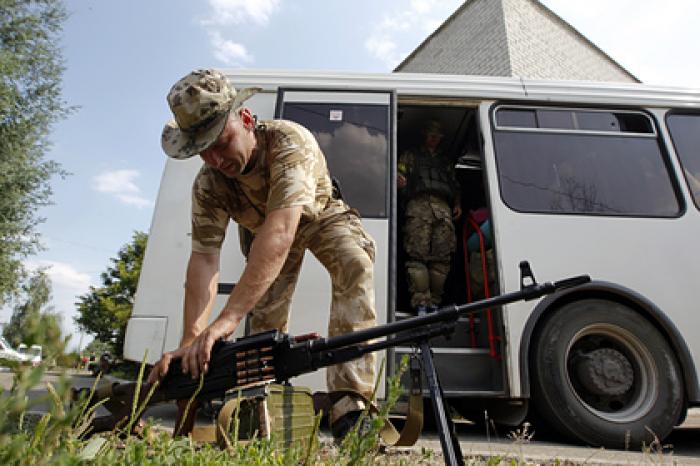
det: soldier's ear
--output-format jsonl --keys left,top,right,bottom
{"left": 239, "top": 107, "right": 255, "bottom": 131}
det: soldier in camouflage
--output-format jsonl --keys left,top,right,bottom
{"left": 148, "top": 69, "right": 377, "bottom": 439}
{"left": 398, "top": 120, "right": 461, "bottom": 309}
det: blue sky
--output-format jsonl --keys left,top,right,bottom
{"left": 4, "top": 0, "right": 698, "bottom": 351}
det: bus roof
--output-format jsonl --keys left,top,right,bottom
{"left": 223, "top": 69, "right": 700, "bottom": 109}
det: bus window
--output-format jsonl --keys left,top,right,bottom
{"left": 281, "top": 102, "right": 390, "bottom": 218}
{"left": 667, "top": 113, "right": 700, "bottom": 210}
{"left": 495, "top": 108, "right": 537, "bottom": 128}
{"left": 492, "top": 106, "right": 680, "bottom": 217}
{"left": 496, "top": 107, "right": 654, "bottom": 134}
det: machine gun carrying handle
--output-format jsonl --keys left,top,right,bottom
{"left": 519, "top": 261, "right": 591, "bottom": 301}
{"left": 519, "top": 261, "right": 537, "bottom": 290}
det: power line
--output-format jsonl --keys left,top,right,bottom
{"left": 42, "top": 236, "right": 117, "bottom": 254}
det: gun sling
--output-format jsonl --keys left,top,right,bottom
{"left": 188, "top": 360, "right": 424, "bottom": 447}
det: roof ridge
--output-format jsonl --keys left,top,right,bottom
{"left": 395, "top": 0, "right": 640, "bottom": 83}
{"left": 523, "top": 0, "right": 639, "bottom": 82}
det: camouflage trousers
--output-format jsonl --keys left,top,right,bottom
{"left": 403, "top": 195, "right": 456, "bottom": 308}
{"left": 247, "top": 213, "right": 377, "bottom": 422}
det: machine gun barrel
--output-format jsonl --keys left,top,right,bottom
{"left": 310, "top": 273, "right": 590, "bottom": 353}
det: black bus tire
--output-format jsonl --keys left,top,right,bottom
{"left": 530, "top": 299, "right": 684, "bottom": 449}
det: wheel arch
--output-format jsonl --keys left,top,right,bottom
{"left": 518, "top": 280, "right": 699, "bottom": 404}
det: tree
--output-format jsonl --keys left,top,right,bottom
{"left": 83, "top": 338, "right": 112, "bottom": 357}
{"left": 2, "top": 268, "right": 66, "bottom": 357}
{"left": 75, "top": 232, "right": 147, "bottom": 358}
{"left": 0, "top": 0, "right": 70, "bottom": 305}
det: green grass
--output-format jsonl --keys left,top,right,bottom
{"left": 0, "top": 357, "right": 678, "bottom": 465}
{"left": 0, "top": 357, "right": 427, "bottom": 465}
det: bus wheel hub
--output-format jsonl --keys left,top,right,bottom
{"left": 575, "top": 348, "right": 633, "bottom": 396}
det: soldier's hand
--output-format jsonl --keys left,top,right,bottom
{"left": 453, "top": 205, "right": 463, "bottom": 220}
{"left": 148, "top": 351, "right": 176, "bottom": 384}
{"left": 180, "top": 319, "right": 234, "bottom": 379}
{"left": 146, "top": 342, "right": 196, "bottom": 384}
{"left": 397, "top": 174, "right": 407, "bottom": 188}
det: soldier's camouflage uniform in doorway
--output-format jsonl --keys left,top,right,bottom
{"left": 399, "top": 122, "right": 460, "bottom": 308}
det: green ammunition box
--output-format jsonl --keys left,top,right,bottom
{"left": 216, "top": 383, "right": 317, "bottom": 449}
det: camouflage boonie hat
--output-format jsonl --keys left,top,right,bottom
{"left": 161, "top": 69, "right": 261, "bottom": 159}
{"left": 423, "top": 120, "right": 444, "bottom": 137}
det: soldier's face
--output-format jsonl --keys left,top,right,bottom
{"left": 425, "top": 132, "right": 443, "bottom": 151}
{"left": 200, "top": 115, "right": 256, "bottom": 178}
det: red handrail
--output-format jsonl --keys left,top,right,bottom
{"left": 463, "top": 215, "right": 500, "bottom": 359}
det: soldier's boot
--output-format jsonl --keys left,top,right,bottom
{"left": 428, "top": 261, "right": 451, "bottom": 307}
{"left": 331, "top": 409, "right": 373, "bottom": 442}
{"left": 406, "top": 261, "right": 431, "bottom": 310}
{"left": 329, "top": 392, "right": 373, "bottom": 442}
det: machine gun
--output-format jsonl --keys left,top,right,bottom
{"left": 75, "top": 262, "right": 589, "bottom": 466}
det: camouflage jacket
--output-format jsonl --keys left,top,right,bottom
{"left": 398, "top": 146, "right": 460, "bottom": 206}
{"left": 190, "top": 119, "right": 349, "bottom": 253}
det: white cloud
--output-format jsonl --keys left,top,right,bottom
{"left": 365, "top": 35, "right": 399, "bottom": 69}
{"left": 365, "top": 0, "right": 461, "bottom": 69}
{"left": 28, "top": 261, "right": 92, "bottom": 292}
{"left": 92, "top": 169, "right": 152, "bottom": 209}
{"left": 210, "top": 31, "right": 253, "bottom": 65}
{"left": 201, "top": 0, "right": 282, "bottom": 67}
{"left": 410, "top": 0, "right": 434, "bottom": 16}
{"left": 203, "top": 0, "right": 281, "bottom": 26}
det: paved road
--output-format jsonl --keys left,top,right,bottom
{"left": 3, "top": 369, "right": 699, "bottom": 464}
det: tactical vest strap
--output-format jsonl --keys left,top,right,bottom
{"left": 409, "top": 150, "right": 455, "bottom": 205}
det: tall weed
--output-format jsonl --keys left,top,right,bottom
{"left": 0, "top": 356, "right": 413, "bottom": 465}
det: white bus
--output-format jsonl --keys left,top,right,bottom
{"left": 125, "top": 70, "right": 700, "bottom": 448}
